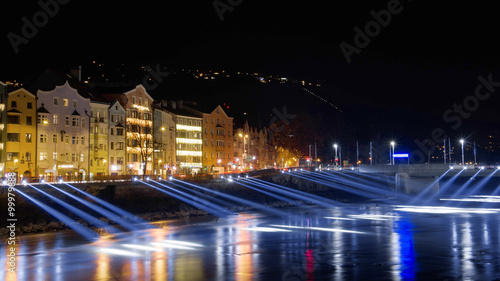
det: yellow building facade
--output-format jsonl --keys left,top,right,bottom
{"left": 5, "top": 88, "right": 37, "bottom": 181}
{"left": 203, "top": 105, "right": 234, "bottom": 173}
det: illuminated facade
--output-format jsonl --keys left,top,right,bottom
{"left": 153, "top": 106, "right": 176, "bottom": 177}
{"left": 89, "top": 101, "right": 109, "bottom": 177}
{"left": 124, "top": 85, "right": 153, "bottom": 175}
{"left": 203, "top": 105, "right": 234, "bottom": 173}
{"left": 36, "top": 81, "right": 91, "bottom": 180}
{"left": 161, "top": 100, "right": 203, "bottom": 174}
{"left": 0, "top": 82, "right": 6, "bottom": 177}
{"left": 5, "top": 88, "right": 37, "bottom": 181}
{"left": 233, "top": 122, "right": 272, "bottom": 170}
{"left": 108, "top": 100, "right": 126, "bottom": 176}
{"left": 175, "top": 116, "right": 202, "bottom": 173}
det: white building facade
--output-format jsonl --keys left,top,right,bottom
{"left": 108, "top": 100, "right": 126, "bottom": 176}
{"left": 36, "top": 82, "right": 91, "bottom": 180}
{"left": 153, "top": 106, "right": 176, "bottom": 177}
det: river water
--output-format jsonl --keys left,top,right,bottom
{"left": 2, "top": 204, "right": 500, "bottom": 281}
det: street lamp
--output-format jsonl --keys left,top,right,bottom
{"left": 238, "top": 133, "right": 249, "bottom": 168}
{"left": 460, "top": 139, "right": 465, "bottom": 166}
{"left": 43, "top": 120, "right": 58, "bottom": 180}
{"left": 333, "top": 144, "right": 338, "bottom": 166}
{"left": 390, "top": 141, "right": 395, "bottom": 165}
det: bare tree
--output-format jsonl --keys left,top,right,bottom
{"left": 128, "top": 123, "right": 153, "bottom": 176}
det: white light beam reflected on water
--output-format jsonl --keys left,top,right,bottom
{"left": 241, "top": 227, "right": 292, "bottom": 232}
{"left": 394, "top": 205, "right": 500, "bottom": 214}
{"left": 269, "top": 224, "right": 366, "bottom": 234}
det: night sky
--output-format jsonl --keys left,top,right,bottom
{"left": 2, "top": 0, "right": 500, "bottom": 161}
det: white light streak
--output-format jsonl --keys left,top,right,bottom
{"left": 163, "top": 240, "right": 204, "bottom": 247}
{"left": 348, "top": 214, "right": 396, "bottom": 221}
{"left": 270, "top": 224, "right": 365, "bottom": 234}
{"left": 98, "top": 248, "right": 141, "bottom": 257}
{"left": 122, "top": 244, "right": 162, "bottom": 251}
{"left": 241, "top": 227, "right": 292, "bottom": 232}
{"left": 394, "top": 205, "right": 499, "bottom": 214}
{"left": 150, "top": 242, "right": 197, "bottom": 250}
{"left": 324, "top": 217, "right": 356, "bottom": 221}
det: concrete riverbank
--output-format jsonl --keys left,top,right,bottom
{"left": 0, "top": 173, "right": 366, "bottom": 235}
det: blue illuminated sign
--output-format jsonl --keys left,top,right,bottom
{"left": 393, "top": 153, "right": 409, "bottom": 158}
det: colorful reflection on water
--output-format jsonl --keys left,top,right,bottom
{"left": 2, "top": 206, "right": 500, "bottom": 280}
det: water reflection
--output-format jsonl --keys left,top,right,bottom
{"left": 332, "top": 219, "right": 344, "bottom": 281}
{"left": 3, "top": 206, "right": 500, "bottom": 280}
{"left": 461, "top": 219, "right": 475, "bottom": 279}
{"left": 393, "top": 219, "right": 416, "bottom": 281}
{"left": 234, "top": 214, "right": 255, "bottom": 281}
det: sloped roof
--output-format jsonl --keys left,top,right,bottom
{"left": 37, "top": 105, "right": 50, "bottom": 114}
{"left": 7, "top": 109, "right": 21, "bottom": 114}
{"left": 27, "top": 68, "right": 108, "bottom": 103}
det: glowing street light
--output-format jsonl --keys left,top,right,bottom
{"left": 390, "top": 141, "right": 396, "bottom": 165}
{"left": 460, "top": 139, "right": 465, "bottom": 166}
{"left": 333, "top": 144, "right": 338, "bottom": 166}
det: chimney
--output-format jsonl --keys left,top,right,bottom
{"left": 170, "top": 100, "right": 176, "bottom": 109}
{"left": 177, "top": 100, "right": 183, "bottom": 109}
{"left": 161, "top": 100, "right": 168, "bottom": 108}
{"left": 70, "top": 65, "right": 82, "bottom": 82}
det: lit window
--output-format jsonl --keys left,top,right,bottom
{"left": 63, "top": 99, "right": 68, "bottom": 106}
{"left": 7, "top": 152, "right": 19, "bottom": 161}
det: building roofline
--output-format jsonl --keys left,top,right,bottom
{"left": 8, "top": 88, "right": 36, "bottom": 99}
{"left": 122, "top": 84, "right": 154, "bottom": 102}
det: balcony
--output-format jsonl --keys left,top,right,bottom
{"left": 94, "top": 117, "right": 106, "bottom": 123}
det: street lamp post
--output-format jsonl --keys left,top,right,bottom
{"left": 333, "top": 144, "right": 338, "bottom": 166}
{"left": 390, "top": 141, "right": 395, "bottom": 165}
{"left": 460, "top": 139, "right": 465, "bottom": 166}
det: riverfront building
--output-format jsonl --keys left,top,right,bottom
{"left": 5, "top": 88, "right": 37, "bottom": 181}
